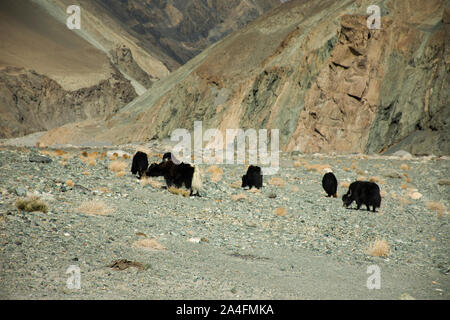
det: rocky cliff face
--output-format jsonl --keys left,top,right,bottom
{"left": 0, "top": 66, "right": 136, "bottom": 139}
{"left": 0, "top": 0, "right": 137, "bottom": 138}
{"left": 36, "top": 0, "right": 449, "bottom": 155}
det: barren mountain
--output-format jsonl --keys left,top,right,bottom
{"left": 0, "top": 0, "right": 137, "bottom": 138}
{"left": 1, "top": 0, "right": 276, "bottom": 139}
{"left": 37, "top": 0, "right": 448, "bottom": 156}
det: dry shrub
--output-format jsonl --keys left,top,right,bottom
{"left": 168, "top": 186, "right": 190, "bottom": 197}
{"left": 61, "top": 152, "right": 73, "bottom": 160}
{"left": 141, "top": 178, "right": 163, "bottom": 189}
{"left": 294, "top": 161, "right": 301, "bottom": 168}
{"left": 344, "top": 167, "right": 350, "bottom": 172}
{"left": 368, "top": 176, "right": 378, "bottom": 183}
{"left": 268, "top": 177, "right": 286, "bottom": 188}
{"left": 66, "top": 179, "right": 74, "bottom": 187}
{"left": 367, "top": 239, "right": 390, "bottom": 257}
{"left": 60, "top": 161, "right": 68, "bottom": 167}
{"left": 87, "top": 152, "right": 98, "bottom": 159}
{"left": 132, "top": 238, "right": 165, "bottom": 251}
{"left": 340, "top": 181, "right": 350, "bottom": 188}
{"left": 426, "top": 201, "right": 446, "bottom": 217}
{"left": 290, "top": 185, "right": 299, "bottom": 192}
{"left": 400, "top": 163, "right": 410, "bottom": 171}
{"left": 109, "top": 160, "right": 127, "bottom": 172}
{"left": 229, "top": 181, "right": 241, "bottom": 189}
{"left": 356, "top": 176, "right": 366, "bottom": 181}
{"left": 380, "top": 190, "right": 387, "bottom": 198}
{"left": 88, "top": 159, "right": 96, "bottom": 166}
{"left": 351, "top": 163, "right": 358, "bottom": 170}
{"left": 122, "top": 154, "right": 130, "bottom": 159}
{"left": 248, "top": 188, "right": 261, "bottom": 193}
{"left": 117, "top": 171, "right": 126, "bottom": 177}
{"left": 409, "top": 191, "right": 422, "bottom": 200}
{"left": 400, "top": 183, "right": 408, "bottom": 189}
{"left": 391, "top": 192, "right": 397, "bottom": 199}
{"left": 95, "top": 187, "right": 111, "bottom": 194}
{"left": 207, "top": 165, "right": 223, "bottom": 182}
{"left": 83, "top": 170, "right": 90, "bottom": 176}
{"left": 109, "top": 154, "right": 118, "bottom": 161}
{"left": 77, "top": 200, "right": 113, "bottom": 216}
{"left": 438, "top": 179, "right": 450, "bottom": 186}
{"left": 356, "top": 169, "right": 365, "bottom": 175}
{"left": 81, "top": 151, "right": 88, "bottom": 157}
{"left": 405, "top": 176, "right": 412, "bottom": 183}
{"left": 41, "top": 149, "right": 67, "bottom": 157}
{"left": 16, "top": 196, "right": 48, "bottom": 213}
{"left": 232, "top": 193, "right": 247, "bottom": 201}
{"left": 304, "top": 163, "right": 331, "bottom": 173}
{"left": 273, "top": 207, "right": 287, "bottom": 217}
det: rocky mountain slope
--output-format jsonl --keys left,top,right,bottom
{"left": 35, "top": 0, "right": 448, "bottom": 156}
{"left": 0, "top": 0, "right": 138, "bottom": 139}
{"left": 1, "top": 0, "right": 280, "bottom": 140}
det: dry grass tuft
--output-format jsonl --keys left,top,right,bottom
{"left": 168, "top": 186, "right": 190, "bottom": 197}
{"left": 294, "top": 161, "right": 301, "bottom": 168}
{"left": 344, "top": 167, "right": 350, "bottom": 172}
{"left": 273, "top": 207, "right": 287, "bottom": 217}
{"left": 132, "top": 238, "right": 165, "bottom": 251}
{"left": 66, "top": 179, "right": 74, "bottom": 187}
{"left": 400, "top": 163, "right": 410, "bottom": 171}
{"left": 207, "top": 165, "right": 223, "bottom": 182}
{"left": 16, "top": 196, "right": 48, "bottom": 213}
{"left": 229, "top": 181, "right": 241, "bottom": 189}
{"left": 367, "top": 239, "right": 390, "bottom": 257}
{"left": 356, "top": 175, "right": 366, "bottom": 181}
{"left": 83, "top": 170, "right": 90, "bottom": 176}
{"left": 116, "top": 171, "right": 126, "bottom": 177}
{"left": 122, "top": 154, "right": 130, "bottom": 159}
{"left": 400, "top": 183, "right": 408, "bottom": 189}
{"left": 232, "top": 193, "right": 248, "bottom": 201}
{"left": 369, "top": 176, "right": 384, "bottom": 184}
{"left": 81, "top": 151, "right": 88, "bottom": 157}
{"left": 304, "top": 163, "right": 331, "bottom": 173}
{"left": 340, "top": 181, "right": 350, "bottom": 188}
{"left": 426, "top": 201, "right": 446, "bottom": 217}
{"left": 88, "top": 159, "right": 96, "bottom": 166}
{"left": 268, "top": 177, "right": 286, "bottom": 188}
{"left": 141, "top": 178, "right": 163, "bottom": 189}
{"left": 77, "top": 200, "right": 113, "bottom": 216}
{"left": 109, "top": 160, "right": 127, "bottom": 172}
{"left": 290, "top": 185, "right": 299, "bottom": 192}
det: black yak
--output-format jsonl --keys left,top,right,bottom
{"left": 242, "top": 165, "right": 263, "bottom": 189}
{"left": 146, "top": 160, "right": 202, "bottom": 196}
{"left": 131, "top": 151, "right": 148, "bottom": 179}
{"left": 342, "top": 181, "right": 381, "bottom": 212}
{"left": 322, "top": 169, "right": 338, "bottom": 197}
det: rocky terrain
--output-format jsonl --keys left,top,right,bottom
{"left": 39, "top": 0, "right": 449, "bottom": 156}
{"left": 0, "top": 144, "right": 448, "bottom": 299}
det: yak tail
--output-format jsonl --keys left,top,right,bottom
{"left": 191, "top": 166, "right": 203, "bottom": 195}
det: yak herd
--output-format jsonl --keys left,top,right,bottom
{"left": 131, "top": 151, "right": 381, "bottom": 212}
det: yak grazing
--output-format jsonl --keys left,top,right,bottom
{"left": 242, "top": 165, "right": 263, "bottom": 189}
{"left": 342, "top": 181, "right": 381, "bottom": 212}
{"left": 131, "top": 151, "right": 148, "bottom": 179}
{"left": 146, "top": 160, "right": 202, "bottom": 196}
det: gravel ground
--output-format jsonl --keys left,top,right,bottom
{"left": 0, "top": 145, "right": 448, "bottom": 299}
